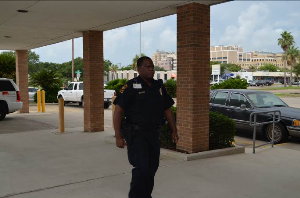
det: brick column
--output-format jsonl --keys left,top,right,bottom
{"left": 177, "top": 3, "right": 210, "bottom": 153}
{"left": 83, "top": 31, "right": 104, "bottom": 132}
{"left": 16, "top": 50, "right": 29, "bottom": 113}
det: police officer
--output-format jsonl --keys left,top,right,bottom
{"left": 113, "top": 56, "right": 178, "bottom": 198}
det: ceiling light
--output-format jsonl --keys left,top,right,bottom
{"left": 17, "top": 9, "right": 28, "bottom": 13}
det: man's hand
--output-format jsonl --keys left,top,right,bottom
{"left": 116, "top": 136, "right": 126, "bottom": 148}
{"left": 172, "top": 130, "right": 179, "bottom": 143}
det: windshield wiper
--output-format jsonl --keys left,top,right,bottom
{"left": 274, "top": 105, "right": 286, "bottom": 107}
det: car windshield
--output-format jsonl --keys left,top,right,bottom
{"left": 247, "top": 92, "right": 288, "bottom": 108}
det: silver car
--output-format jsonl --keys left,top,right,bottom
{"left": 28, "top": 87, "right": 38, "bottom": 101}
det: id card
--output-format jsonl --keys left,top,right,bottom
{"left": 133, "top": 84, "right": 142, "bottom": 89}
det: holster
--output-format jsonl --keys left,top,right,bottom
{"left": 121, "top": 120, "right": 135, "bottom": 146}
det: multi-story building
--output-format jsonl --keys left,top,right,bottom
{"left": 152, "top": 50, "right": 177, "bottom": 70}
{"left": 210, "top": 45, "right": 284, "bottom": 70}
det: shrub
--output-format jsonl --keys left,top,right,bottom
{"left": 160, "top": 107, "right": 235, "bottom": 151}
{"left": 164, "top": 79, "right": 176, "bottom": 98}
{"left": 106, "top": 79, "right": 128, "bottom": 93}
{"left": 29, "top": 69, "right": 63, "bottom": 103}
{"left": 159, "top": 106, "right": 177, "bottom": 150}
{"left": 209, "top": 111, "right": 235, "bottom": 150}
{"left": 210, "top": 78, "right": 248, "bottom": 90}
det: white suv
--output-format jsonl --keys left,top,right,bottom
{"left": 0, "top": 78, "right": 23, "bottom": 121}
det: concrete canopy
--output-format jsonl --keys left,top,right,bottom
{"left": 0, "top": 0, "right": 229, "bottom": 50}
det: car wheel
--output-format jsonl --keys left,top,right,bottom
{"left": 0, "top": 106, "right": 6, "bottom": 121}
{"left": 265, "top": 123, "right": 288, "bottom": 144}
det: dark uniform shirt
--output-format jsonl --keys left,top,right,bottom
{"left": 113, "top": 76, "right": 174, "bottom": 128}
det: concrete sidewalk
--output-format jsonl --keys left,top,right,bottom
{"left": 1, "top": 127, "right": 300, "bottom": 198}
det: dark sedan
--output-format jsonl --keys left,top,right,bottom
{"left": 210, "top": 89, "right": 300, "bottom": 143}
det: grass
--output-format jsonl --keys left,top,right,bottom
{"left": 275, "top": 93, "right": 300, "bottom": 97}
{"left": 256, "top": 86, "right": 300, "bottom": 90}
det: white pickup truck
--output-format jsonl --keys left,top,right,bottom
{"left": 57, "top": 82, "right": 115, "bottom": 109}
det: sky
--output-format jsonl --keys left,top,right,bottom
{"left": 3, "top": 1, "right": 300, "bottom": 67}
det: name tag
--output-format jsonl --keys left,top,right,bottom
{"left": 139, "top": 91, "right": 145, "bottom": 94}
{"left": 133, "top": 84, "right": 142, "bottom": 89}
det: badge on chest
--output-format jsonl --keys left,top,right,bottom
{"left": 133, "top": 83, "right": 142, "bottom": 89}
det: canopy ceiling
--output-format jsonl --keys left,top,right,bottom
{"left": 0, "top": 0, "right": 230, "bottom": 50}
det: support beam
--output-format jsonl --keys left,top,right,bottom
{"left": 16, "top": 50, "right": 29, "bottom": 113}
{"left": 177, "top": 3, "right": 210, "bottom": 153}
{"left": 83, "top": 31, "right": 104, "bottom": 132}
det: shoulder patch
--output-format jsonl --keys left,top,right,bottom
{"left": 119, "top": 84, "right": 128, "bottom": 94}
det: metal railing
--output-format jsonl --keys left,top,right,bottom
{"left": 249, "top": 110, "right": 281, "bottom": 154}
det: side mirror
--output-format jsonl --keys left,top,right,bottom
{"left": 240, "top": 104, "right": 247, "bottom": 109}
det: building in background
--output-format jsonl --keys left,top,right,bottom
{"left": 105, "top": 70, "right": 177, "bottom": 83}
{"left": 152, "top": 50, "right": 177, "bottom": 70}
{"left": 210, "top": 45, "right": 284, "bottom": 69}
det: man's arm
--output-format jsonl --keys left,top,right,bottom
{"left": 114, "top": 104, "right": 126, "bottom": 148}
{"left": 164, "top": 108, "right": 179, "bottom": 143}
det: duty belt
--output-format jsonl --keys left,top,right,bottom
{"left": 131, "top": 124, "right": 160, "bottom": 132}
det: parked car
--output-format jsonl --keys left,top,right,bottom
{"left": 210, "top": 89, "right": 300, "bottom": 143}
{"left": 262, "top": 80, "right": 273, "bottom": 86}
{"left": 28, "top": 87, "right": 38, "bottom": 101}
{"left": 0, "top": 78, "right": 23, "bottom": 121}
{"left": 249, "top": 80, "right": 264, "bottom": 86}
{"left": 210, "top": 79, "right": 225, "bottom": 86}
{"left": 292, "top": 81, "right": 300, "bottom": 85}
{"left": 57, "top": 82, "right": 115, "bottom": 109}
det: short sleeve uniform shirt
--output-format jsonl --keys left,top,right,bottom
{"left": 113, "top": 76, "right": 174, "bottom": 128}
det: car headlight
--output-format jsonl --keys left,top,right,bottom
{"left": 293, "top": 119, "right": 300, "bottom": 126}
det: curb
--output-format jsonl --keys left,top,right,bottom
{"left": 104, "top": 134, "right": 245, "bottom": 161}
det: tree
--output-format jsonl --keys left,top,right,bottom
{"left": 109, "top": 64, "right": 119, "bottom": 80}
{"left": 293, "top": 63, "right": 300, "bottom": 82}
{"left": 284, "top": 45, "right": 299, "bottom": 85}
{"left": 29, "top": 69, "right": 63, "bottom": 103}
{"left": 259, "top": 63, "right": 281, "bottom": 72}
{"left": 120, "top": 66, "right": 133, "bottom": 71}
{"left": 131, "top": 53, "right": 146, "bottom": 71}
{"left": 278, "top": 31, "right": 295, "bottom": 87}
{"left": 154, "top": 66, "right": 166, "bottom": 71}
{"left": 103, "top": 59, "right": 112, "bottom": 75}
{"left": 221, "top": 63, "right": 241, "bottom": 72}
{"left": 0, "top": 52, "right": 16, "bottom": 80}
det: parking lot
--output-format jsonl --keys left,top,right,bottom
{"left": 2, "top": 95, "right": 300, "bottom": 151}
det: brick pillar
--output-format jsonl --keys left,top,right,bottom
{"left": 16, "top": 50, "right": 29, "bottom": 113}
{"left": 83, "top": 31, "right": 104, "bottom": 132}
{"left": 176, "top": 3, "right": 210, "bottom": 153}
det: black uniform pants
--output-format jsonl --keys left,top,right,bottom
{"left": 127, "top": 129, "right": 160, "bottom": 198}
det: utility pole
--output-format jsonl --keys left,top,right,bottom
{"left": 72, "top": 38, "right": 74, "bottom": 82}
{"left": 140, "top": 22, "right": 141, "bottom": 56}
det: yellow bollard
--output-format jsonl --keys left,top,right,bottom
{"left": 59, "top": 98, "right": 65, "bottom": 133}
{"left": 37, "top": 90, "right": 41, "bottom": 112}
{"left": 112, "top": 95, "right": 116, "bottom": 129}
{"left": 42, "top": 90, "right": 46, "bottom": 113}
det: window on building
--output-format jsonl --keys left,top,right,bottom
{"left": 164, "top": 74, "right": 167, "bottom": 80}
{"left": 157, "top": 73, "right": 160, "bottom": 79}
{"left": 134, "top": 73, "right": 137, "bottom": 78}
{"left": 121, "top": 73, "right": 123, "bottom": 79}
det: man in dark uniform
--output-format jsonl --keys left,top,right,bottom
{"left": 113, "top": 56, "right": 178, "bottom": 198}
